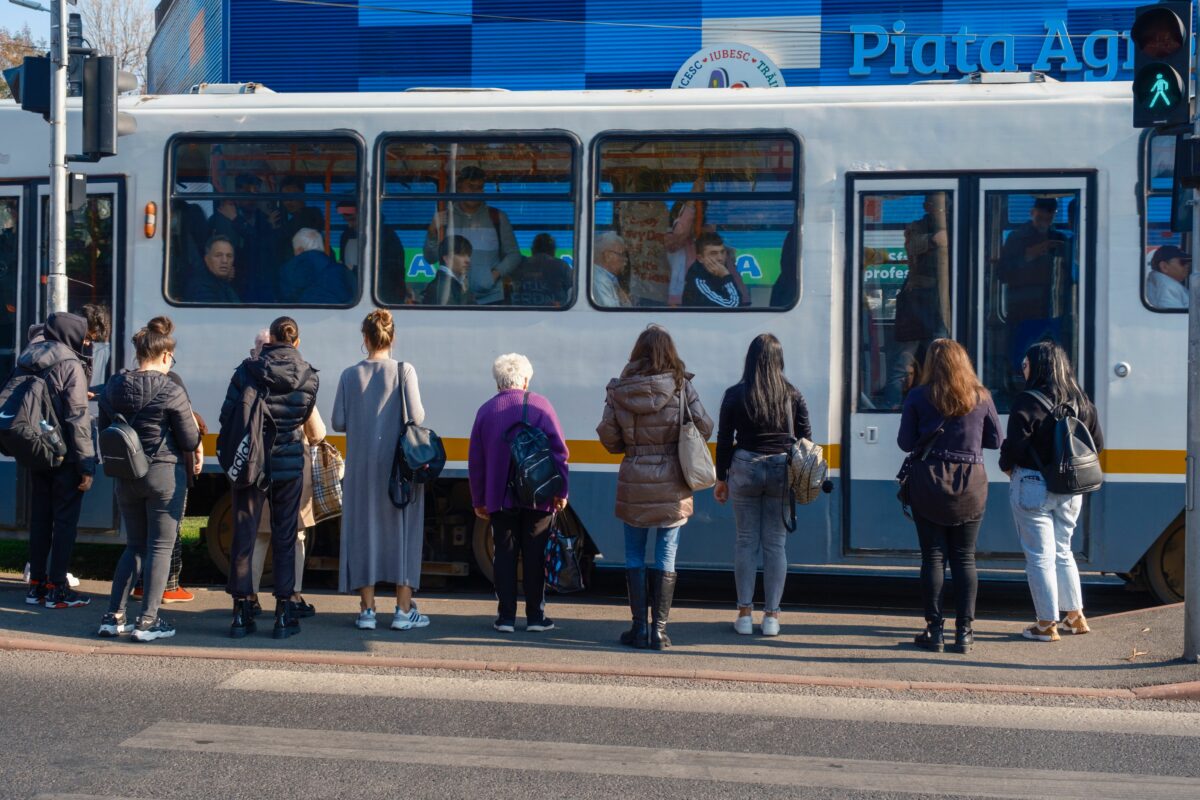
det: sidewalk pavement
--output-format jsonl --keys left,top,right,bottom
{"left": 2, "top": 573, "right": 1199, "bottom": 699}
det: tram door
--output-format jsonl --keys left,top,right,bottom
{"left": 846, "top": 175, "right": 1090, "bottom": 558}
{"left": 0, "top": 186, "right": 24, "bottom": 527}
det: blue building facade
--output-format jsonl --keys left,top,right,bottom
{"left": 148, "top": 0, "right": 1152, "bottom": 95}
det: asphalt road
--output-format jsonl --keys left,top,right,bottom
{"left": 4, "top": 649, "right": 1199, "bottom": 800}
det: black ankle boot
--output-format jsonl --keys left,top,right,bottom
{"left": 230, "top": 598, "right": 256, "bottom": 639}
{"left": 648, "top": 569, "right": 677, "bottom": 651}
{"left": 619, "top": 567, "right": 649, "bottom": 649}
{"left": 272, "top": 598, "right": 301, "bottom": 640}
{"left": 951, "top": 624, "right": 974, "bottom": 654}
{"left": 914, "top": 619, "right": 944, "bottom": 652}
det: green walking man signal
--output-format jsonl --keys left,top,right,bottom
{"left": 1131, "top": 2, "right": 1192, "bottom": 128}
{"left": 1151, "top": 73, "right": 1175, "bottom": 107}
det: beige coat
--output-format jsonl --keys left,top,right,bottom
{"left": 597, "top": 366, "right": 714, "bottom": 528}
{"left": 257, "top": 406, "right": 326, "bottom": 532}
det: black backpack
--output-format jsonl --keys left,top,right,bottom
{"left": 0, "top": 367, "right": 68, "bottom": 471}
{"left": 98, "top": 389, "right": 167, "bottom": 481}
{"left": 1025, "top": 390, "right": 1103, "bottom": 495}
{"left": 217, "top": 381, "right": 275, "bottom": 490}
{"left": 505, "top": 392, "right": 564, "bottom": 509}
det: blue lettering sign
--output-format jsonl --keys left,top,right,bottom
{"left": 408, "top": 255, "right": 435, "bottom": 279}
{"left": 1033, "top": 20, "right": 1082, "bottom": 73}
{"left": 1082, "top": 29, "right": 1121, "bottom": 82}
{"left": 736, "top": 254, "right": 762, "bottom": 280}
{"left": 850, "top": 25, "right": 889, "bottom": 77}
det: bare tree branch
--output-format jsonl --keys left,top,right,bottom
{"left": 0, "top": 25, "right": 46, "bottom": 100}
{"left": 79, "top": 0, "right": 155, "bottom": 91}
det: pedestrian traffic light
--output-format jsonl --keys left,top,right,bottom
{"left": 2, "top": 56, "right": 52, "bottom": 120}
{"left": 81, "top": 56, "right": 137, "bottom": 160}
{"left": 1131, "top": 2, "right": 1193, "bottom": 128}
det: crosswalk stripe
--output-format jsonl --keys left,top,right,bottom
{"left": 219, "top": 668, "right": 1200, "bottom": 739}
{"left": 122, "top": 721, "right": 1200, "bottom": 799}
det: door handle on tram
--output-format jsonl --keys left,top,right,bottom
{"left": 860, "top": 426, "right": 878, "bottom": 444}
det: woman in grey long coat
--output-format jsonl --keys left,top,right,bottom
{"left": 332, "top": 309, "right": 428, "bottom": 632}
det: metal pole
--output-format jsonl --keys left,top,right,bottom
{"left": 46, "top": 0, "right": 68, "bottom": 316}
{"left": 1185, "top": 3, "right": 1200, "bottom": 664}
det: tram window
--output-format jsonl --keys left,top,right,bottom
{"left": 378, "top": 137, "right": 576, "bottom": 309}
{"left": 981, "top": 190, "right": 1081, "bottom": 413}
{"left": 166, "top": 137, "right": 361, "bottom": 307}
{"left": 1143, "top": 133, "right": 1189, "bottom": 311}
{"left": 593, "top": 135, "right": 799, "bottom": 311}
{"left": 857, "top": 191, "right": 953, "bottom": 411}
{"left": 0, "top": 198, "right": 18, "bottom": 377}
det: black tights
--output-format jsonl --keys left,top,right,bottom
{"left": 913, "top": 514, "right": 980, "bottom": 627}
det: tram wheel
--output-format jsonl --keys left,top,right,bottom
{"left": 471, "top": 508, "right": 588, "bottom": 588}
{"left": 1144, "top": 512, "right": 1185, "bottom": 604}
{"left": 205, "top": 491, "right": 235, "bottom": 579}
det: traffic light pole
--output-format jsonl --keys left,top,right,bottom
{"left": 1186, "top": 22, "right": 1200, "bottom": 663}
{"left": 46, "top": 0, "right": 69, "bottom": 316}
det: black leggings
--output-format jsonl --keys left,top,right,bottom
{"left": 913, "top": 514, "right": 980, "bottom": 627}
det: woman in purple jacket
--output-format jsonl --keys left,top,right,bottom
{"left": 897, "top": 339, "right": 1001, "bottom": 655}
{"left": 468, "top": 353, "right": 569, "bottom": 633}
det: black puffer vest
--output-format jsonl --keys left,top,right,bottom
{"left": 220, "top": 343, "right": 318, "bottom": 483}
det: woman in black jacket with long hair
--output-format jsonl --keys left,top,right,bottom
{"left": 98, "top": 317, "right": 199, "bottom": 642}
{"left": 220, "top": 316, "right": 318, "bottom": 640}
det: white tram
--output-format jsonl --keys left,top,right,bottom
{"left": 0, "top": 79, "right": 1187, "bottom": 600}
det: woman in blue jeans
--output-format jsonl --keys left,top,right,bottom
{"left": 999, "top": 341, "right": 1104, "bottom": 642}
{"left": 598, "top": 325, "right": 713, "bottom": 650}
{"left": 714, "top": 334, "right": 811, "bottom": 637}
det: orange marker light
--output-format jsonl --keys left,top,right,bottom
{"left": 144, "top": 201, "right": 157, "bottom": 238}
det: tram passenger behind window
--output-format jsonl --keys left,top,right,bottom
{"left": 280, "top": 228, "right": 352, "bottom": 306}
{"left": 422, "top": 167, "right": 520, "bottom": 306}
{"left": 335, "top": 200, "right": 409, "bottom": 306}
{"left": 208, "top": 174, "right": 279, "bottom": 304}
{"left": 510, "top": 233, "right": 573, "bottom": 307}
{"left": 186, "top": 236, "right": 240, "bottom": 305}
{"left": 422, "top": 235, "right": 474, "bottom": 307}
{"left": 169, "top": 198, "right": 208, "bottom": 298}
{"left": 681, "top": 232, "right": 749, "bottom": 309}
{"left": 998, "top": 197, "right": 1071, "bottom": 373}
{"left": 769, "top": 225, "right": 798, "bottom": 309}
{"left": 885, "top": 193, "right": 951, "bottom": 408}
{"left": 617, "top": 169, "right": 672, "bottom": 308}
{"left": 275, "top": 176, "right": 325, "bottom": 267}
{"left": 1146, "top": 244, "right": 1191, "bottom": 310}
{"left": 592, "top": 232, "right": 631, "bottom": 308}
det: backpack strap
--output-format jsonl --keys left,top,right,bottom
{"left": 522, "top": 391, "right": 530, "bottom": 426}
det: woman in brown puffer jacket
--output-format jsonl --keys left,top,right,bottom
{"left": 597, "top": 325, "right": 713, "bottom": 650}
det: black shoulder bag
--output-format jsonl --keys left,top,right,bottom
{"left": 896, "top": 422, "right": 945, "bottom": 520}
{"left": 388, "top": 363, "right": 446, "bottom": 509}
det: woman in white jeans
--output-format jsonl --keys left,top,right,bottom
{"left": 714, "top": 334, "right": 811, "bottom": 637}
{"left": 999, "top": 341, "right": 1104, "bottom": 642}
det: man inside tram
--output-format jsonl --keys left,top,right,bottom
{"left": 208, "top": 174, "right": 278, "bottom": 303}
{"left": 998, "top": 197, "right": 1071, "bottom": 373}
{"left": 510, "top": 233, "right": 573, "bottom": 307}
{"left": 275, "top": 176, "right": 324, "bottom": 267}
{"left": 186, "top": 235, "right": 240, "bottom": 304}
{"left": 592, "top": 232, "right": 632, "bottom": 308}
{"left": 422, "top": 166, "right": 520, "bottom": 306}
{"left": 682, "top": 231, "right": 749, "bottom": 309}
{"left": 280, "top": 228, "right": 352, "bottom": 305}
{"left": 886, "top": 192, "right": 951, "bottom": 407}
{"left": 422, "top": 234, "right": 474, "bottom": 306}
{"left": 337, "top": 201, "right": 408, "bottom": 305}
{"left": 1146, "top": 244, "right": 1191, "bottom": 309}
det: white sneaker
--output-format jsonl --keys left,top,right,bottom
{"left": 355, "top": 609, "right": 377, "bottom": 630}
{"left": 761, "top": 615, "right": 781, "bottom": 637}
{"left": 391, "top": 603, "right": 430, "bottom": 631}
{"left": 734, "top": 614, "right": 754, "bottom": 635}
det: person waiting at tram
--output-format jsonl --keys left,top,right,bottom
{"left": 186, "top": 236, "right": 240, "bottom": 304}
{"left": 469, "top": 353, "right": 569, "bottom": 633}
{"left": 682, "top": 232, "right": 749, "bottom": 309}
{"left": 886, "top": 193, "right": 951, "bottom": 408}
{"left": 423, "top": 166, "right": 521, "bottom": 306}
{"left": 898, "top": 339, "right": 1001, "bottom": 655}
{"left": 593, "top": 232, "right": 632, "bottom": 308}
{"left": 1000, "top": 341, "right": 1104, "bottom": 643}
{"left": 237, "top": 330, "right": 327, "bottom": 620}
{"left": 422, "top": 235, "right": 474, "bottom": 306}
{"left": 510, "top": 233, "right": 573, "bottom": 307}
{"left": 714, "top": 334, "right": 811, "bottom": 636}
{"left": 1146, "top": 244, "right": 1191, "bottom": 309}
{"left": 98, "top": 317, "right": 200, "bottom": 642}
{"left": 597, "top": 325, "right": 713, "bottom": 650}
{"left": 280, "top": 228, "right": 352, "bottom": 305}
{"left": 333, "top": 309, "right": 430, "bottom": 631}
{"left": 220, "top": 316, "right": 319, "bottom": 640}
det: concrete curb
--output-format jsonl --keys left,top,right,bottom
{"left": 3, "top": 634, "right": 1198, "bottom": 700}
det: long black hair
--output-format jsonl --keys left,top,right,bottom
{"left": 1024, "top": 341, "right": 1086, "bottom": 410}
{"left": 740, "top": 333, "right": 795, "bottom": 431}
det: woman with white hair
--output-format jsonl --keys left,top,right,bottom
{"left": 468, "top": 353, "right": 569, "bottom": 633}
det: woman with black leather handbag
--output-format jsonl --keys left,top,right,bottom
{"left": 897, "top": 339, "right": 1001, "bottom": 655}
{"left": 332, "top": 309, "right": 431, "bottom": 633}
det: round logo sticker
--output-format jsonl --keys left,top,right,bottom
{"left": 672, "top": 43, "right": 786, "bottom": 89}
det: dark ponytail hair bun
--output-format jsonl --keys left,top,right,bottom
{"left": 132, "top": 315, "right": 176, "bottom": 364}
{"left": 270, "top": 316, "right": 300, "bottom": 345}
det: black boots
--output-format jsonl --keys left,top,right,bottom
{"left": 647, "top": 569, "right": 677, "bottom": 651}
{"left": 230, "top": 598, "right": 256, "bottom": 639}
{"left": 620, "top": 567, "right": 649, "bottom": 649}
{"left": 914, "top": 618, "right": 944, "bottom": 652}
{"left": 273, "top": 598, "right": 301, "bottom": 640}
{"left": 951, "top": 624, "right": 974, "bottom": 654}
